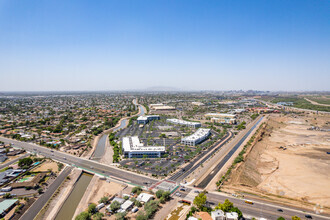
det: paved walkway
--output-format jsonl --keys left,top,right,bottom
{"left": 19, "top": 166, "right": 72, "bottom": 220}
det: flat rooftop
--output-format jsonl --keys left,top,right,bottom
{"left": 205, "top": 113, "right": 236, "bottom": 118}
{"left": 167, "top": 118, "right": 201, "bottom": 126}
{"left": 182, "top": 128, "right": 211, "bottom": 142}
{"left": 122, "top": 136, "right": 165, "bottom": 152}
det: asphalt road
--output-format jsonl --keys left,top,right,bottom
{"left": 0, "top": 137, "right": 158, "bottom": 187}
{"left": 169, "top": 131, "right": 233, "bottom": 182}
{"left": 19, "top": 166, "right": 72, "bottom": 220}
{"left": 196, "top": 117, "right": 263, "bottom": 188}
{"left": 206, "top": 192, "right": 330, "bottom": 220}
{"left": 173, "top": 188, "right": 330, "bottom": 220}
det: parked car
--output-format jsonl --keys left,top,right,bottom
{"left": 175, "top": 193, "right": 181, "bottom": 197}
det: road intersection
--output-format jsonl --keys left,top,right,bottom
{"left": 1, "top": 116, "right": 329, "bottom": 219}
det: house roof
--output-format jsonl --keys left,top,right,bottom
{"left": 0, "top": 199, "right": 18, "bottom": 214}
{"left": 137, "top": 193, "right": 154, "bottom": 203}
{"left": 196, "top": 212, "right": 213, "bottom": 220}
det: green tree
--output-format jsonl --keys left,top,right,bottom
{"left": 115, "top": 212, "right": 126, "bottom": 220}
{"left": 215, "top": 199, "right": 242, "bottom": 218}
{"left": 87, "top": 203, "right": 96, "bottom": 214}
{"left": 136, "top": 211, "right": 148, "bottom": 220}
{"left": 110, "top": 201, "right": 121, "bottom": 212}
{"left": 292, "top": 216, "right": 301, "bottom": 220}
{"left": 75, "top": 211, "right": 90, "bottom": 220}
{"left": 92, "top": 212, "right": 104, "bottom": 220}
{"left": 277, "top": 217, "right": 285, "bottom": 220}
{"left": 156, "top": 190, "right": 164, "bottom": 199}
{"left": 3, "top": 193, "right": 11, "bottom": 199}
{"left": 144, "top": 200, "right": 159, "bottom": 218}
{"left": 193, "top": 192, "right": 207, "bottom": 210}
{"left": 215, "top": 199, "right": 234, "bottom": 212}
{"left": 159, "top": 197, "right": 165, "bottom": 204}
{"left": 99, "top": 196, "right": 109, "bottom": 204}
{"left": 162, "top": 191, "right": 171, "bottom": 201}
{"left": 58, "top": 163, "right": 64, "bottom": 171}
{"left": 18, "top": 157, "right": 33, "bottom": 168}
{"left": 134, "top": 200, "right": 142, "bottom": 207}
{"left": 230, "top": 207, "right": 242, "bottom": 218}
{"left": 131, "top": 186, "right": 142, "bottom": 195}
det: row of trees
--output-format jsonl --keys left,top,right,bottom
{"left": 75, "top": 203, "right": 104, "bottom": 220}
{"left": 236, "top": 121, "right": 246, "bottom": 130}
{"left": 217, "top": 123, "right": 264, "bottom": 188}
{"left": 191, "top": 192, "right": 242, "bottom": 218}
{"left": 110, "top": 133, "right": 121, "bottom": 163}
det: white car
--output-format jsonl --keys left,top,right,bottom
{"left": 175, "top": 192, "right": 181, "bottom": 197}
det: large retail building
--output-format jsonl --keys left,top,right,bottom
{"left": 122, "top": 136, "right": 165, "bottom": 158}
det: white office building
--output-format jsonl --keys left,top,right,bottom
{"left": 137, "top": 115, "right": 160, "bottom": 124}
{"left": 167, "top": 118, "right": 201, "bottom": 128}
{"left": 181, "top": 128, "right": 211, "bottom": 146}
{"left": 205, "top": 113, "right": 236, "bottom": 119}
{"left": 122, "top": 136, "right": 165, "bottom": 158}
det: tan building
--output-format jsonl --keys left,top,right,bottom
{"left": 205, "top": 113, "right": 237, "bottom": 124}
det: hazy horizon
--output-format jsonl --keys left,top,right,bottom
{"left": 1, "top": 0, "right": 329, "bottom": 91}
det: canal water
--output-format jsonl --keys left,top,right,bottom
{"left": 55, "top": 172, "right": 93, "bottom": 220}
{"left": 93, "top": 133, "right": 108, "bottom": 159}
{"left": 92, "top": 101, "right": 145, "bottom": 160}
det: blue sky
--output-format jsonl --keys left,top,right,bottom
{"left": 0, "top": 0, "right": 329, "bottom": 91}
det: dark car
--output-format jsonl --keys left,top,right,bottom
{"left": 277, "top": 209, "right": 283, "bottom": 212}
{"left": 305, "top": 214, "right": 312, "bottom": 219}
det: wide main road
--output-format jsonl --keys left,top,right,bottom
{"left": 168, "top": 131, "right": 233, "bottom": 182}
{"left": 196, "top": 116, "right": 263, "bottom": 188}
{"left": 206, "top": 191, "right": 330, "bottom": 220}
{"left": 0, "top": 137, "right": 158, "bottom": 187}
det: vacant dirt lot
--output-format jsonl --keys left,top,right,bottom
{"left": 33, "top": 161, "right": 59, "bottom": 173}
{"left": 73, "top": 176, "right": 126, "bottom": 218}
{"left": 223, "top": 113, "right": 330, "bottom": 208}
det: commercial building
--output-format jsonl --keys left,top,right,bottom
{"left": 181, "top": 128, "right": 211, "bottom": 146}
{"left": 149, "top": 103, "right": 176, "bottom": 111}
{"left": 205, "top": 113, "right": 237, "bottom": 124}
{"left": 167, "top": 118, "right": 201, "bottom": 128}
{"left": 122, "top": 136, "right": 165, "bottom": 158}
{"left": 191, "top": 102, "right": 204, "bottom": 106}
{"left": 205, "top": 113, "right": 236, "bottom": 119}
{"left": 137, "top": 115, "right": 160, "bottom": 124}
{"left": 233, "top": 109, "right": 246, "bottom": 113}
{"left": 210, "top": 117, "right": 236, "bottom": 125}
{"left": 247, "top": 107, "right": 274, "bottom": 114}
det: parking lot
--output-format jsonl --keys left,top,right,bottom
{"left": 117, "top": 116, "right": 224, "bottom": 176}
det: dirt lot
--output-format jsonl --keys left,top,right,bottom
{"left": 33, "top": 161, "right": 59, "bottom": 173}
{"left": 223, "top": 113, "right": 330, "bottom": 208}
{"left": 73, "top": 176, "right": 127, "bottom": 218}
